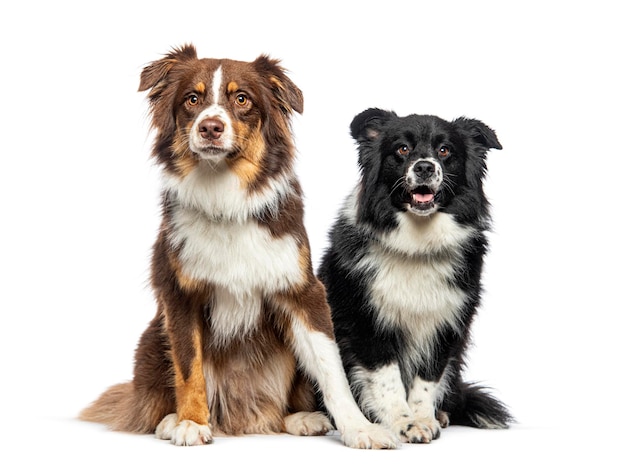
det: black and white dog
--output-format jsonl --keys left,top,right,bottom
{"left": 318, "top": 108, "right": 512, "bottom": 444}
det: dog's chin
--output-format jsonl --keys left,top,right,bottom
{"left": 192, "top": 144, "right": 233, "bottom": 163}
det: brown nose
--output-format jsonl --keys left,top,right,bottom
{"left": 199, "top": 118, "right": 225, "bottom": 140}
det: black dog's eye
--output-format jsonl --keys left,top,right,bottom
{"left": 438, "top": 146, "right": 450, "bottom": 158}
{"left": 397, "top": 145, "right": 410, "bottom": 156}
{"left": 186, "top": 94, "right": 199, "bottom": 106}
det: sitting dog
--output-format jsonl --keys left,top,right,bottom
{"left": 80, "top": 46, "right": 397, "bottom": 449}
{"left": 318, "top": 108, "right": 513, "bottom": 444}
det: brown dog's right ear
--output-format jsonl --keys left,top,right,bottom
{"left": 138, "top": 44, "right": 198, "bottom": 92}
{"left": 138, "top": 44, "right": 199, "bottom": 137}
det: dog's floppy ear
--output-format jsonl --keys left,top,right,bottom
{"left": 453, "top": 117, "right": 502, "bottom": 151}
{"left": 350, "top": 108, "right": 396, "bottom": 143}
{"left": 253, "top": 55, "right": 303, "bottom": 115}
{"left": 138, "top": 44, "right": 198, "bottom": 93}
{"left": 453, "top": 117, "right": 502, "bottom": 190}
{"left": 138, "top": 44, "right": 198, "bottom": 138}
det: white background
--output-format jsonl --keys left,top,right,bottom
{"left": 1, "top": 0, "right": 624, "bottom": 468}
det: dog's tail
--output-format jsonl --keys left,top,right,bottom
{"left": 445, "top": 381, "right": 513, "bottom": 429}
{"left": 79, "top": 382, "right": 171, "bottom": 433}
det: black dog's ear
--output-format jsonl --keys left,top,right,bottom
{"left": 350, "top": 108, "right": 397, "bottom": 142}
{"left": 453, "top": 117, "right": 501, "bottom": 193}
{"left": 453, "top": 117, "right": 502, "bottom": 151}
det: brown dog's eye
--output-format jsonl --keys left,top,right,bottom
{"left": 235, "top": 93, "right": 248, "bottom": 106}
{"left": 397, "top": 145, "right": 410, "bottom": 156}
{"left": 187, "top": 94, "right": 199, "bottom": 106}
{"left": 438, "top": 146, "right": 450, "bottom": 158}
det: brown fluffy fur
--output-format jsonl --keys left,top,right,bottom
{"left": 80, "top": 45, "right": 333, "bottom": 438}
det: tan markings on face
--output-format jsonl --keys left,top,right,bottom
{"left": 171, "top": 123, "right": 200, "bottom": 178}
{"left": 227, "top": 81, "right": 239, "bottom": 93}
{"left": 195, "top": 82, "right": 206, "bottom": 94}
{"left": 226, "top": 122, "right": 266, "bottom": 187}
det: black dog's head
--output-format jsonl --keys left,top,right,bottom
{"left": 350, "top": 108, "right": 502, "bottom": 230}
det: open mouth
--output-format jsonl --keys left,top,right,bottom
{"left": 408, "top": 185, "right": 437, "bottom": 213}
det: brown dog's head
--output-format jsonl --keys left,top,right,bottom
{"left": 139, "top": 44, "right": 303, "bottom": 186}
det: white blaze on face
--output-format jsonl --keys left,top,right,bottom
{"left": 188, "top": 65, "right": 235, "bottom": 160}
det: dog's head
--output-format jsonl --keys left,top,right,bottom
{"left": 350, "top": 108, "right": 502, "bottom": 229}
{"left": 139, "top": 44, "right": 303, "bottom": 183}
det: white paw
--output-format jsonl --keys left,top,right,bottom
{"left": 341, "top": 422, "right": 399, "bottom": 449}
{"left": 284, "top": 411, "right": 334, "bottom": 436}
{"left": 155, "top": 413, "right": 213, "bottom": 446}
{"left": 394, "top": 416, "right": 441, "bottom": 444}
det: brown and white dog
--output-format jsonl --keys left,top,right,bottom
{"left": 79, "top": 45, "right": 397, "bottom": 449}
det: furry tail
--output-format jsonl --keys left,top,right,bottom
{"left": 79, "top": 382, "right": 171, "bottom": 433}
{"left": 446, "top": 382, "right": 513, "bottom": 429}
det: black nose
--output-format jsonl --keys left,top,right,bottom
{"left": 413, "top": 161, "right": 435, "bottom": 179}
{"left": 199, "top": 118, "right": 225, "bottom": 140}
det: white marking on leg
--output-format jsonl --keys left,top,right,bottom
{"left": 288, "top": 318, "right": 398, "bottom": 449}
{"left": 350, "top": 363, "right": 412, "bottom": 427}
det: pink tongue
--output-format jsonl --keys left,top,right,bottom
{"left": 413, "top": 193, "right": 434, "bottom": 203}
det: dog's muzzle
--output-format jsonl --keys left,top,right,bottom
{"left": 405, "top": 159, "right": 443, "bottom": 216}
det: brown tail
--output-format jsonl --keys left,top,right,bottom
{"left": 79, "top": 381, "right": 172, "bottom": 433}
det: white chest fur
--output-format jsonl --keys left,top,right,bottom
{"left": 169, "top": 206, "right": 303, "bottom": 343}
{"left": 360, "top": 212, "right": 476, "bottom": 359}
{"left": 170, "top": 206, "right": 303, "bottom": 293}
{"left": 165, "top": 165, "right": 303, "bottom": 342}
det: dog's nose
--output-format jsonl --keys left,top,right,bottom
{"left": 413, "top": 161, "right": 435, "bottom": 179}
{"left": 199, "top": 118, "right": 225, "bottom": 140}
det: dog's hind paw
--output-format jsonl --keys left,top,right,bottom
{"left": 341, "top": 423, "right": 399, "bottom": 449}
{"left": 284, "top": 411, "right": 334, "bottom": 436}
{"left": 155, "top": 413, "right": 213, "bottom": 446}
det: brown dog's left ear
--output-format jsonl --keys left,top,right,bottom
{"left": 253, "top": 55, "right": 304, "bottom": 115}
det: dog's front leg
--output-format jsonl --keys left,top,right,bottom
{"left": 354, "top": 363, "right": 440, "bottom": 443}
{"left": 278, "top": 280, "right": 398, "bottom": 449}
{"left": 154, "top": 298, "right": 212, "bottom": 446}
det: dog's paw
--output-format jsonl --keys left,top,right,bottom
{"left": 394, "top": 416, "right": 441, "bottom": 444}
{"left": 341, "top": 422, "right": 399, "bottom": 449}
{"left": 284, "top": 411, "right": 334, "bottom": 436}
{"left": 155, "top": 413, "right": 213, "bottom": 446}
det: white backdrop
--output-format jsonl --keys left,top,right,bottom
{"left": 1, "top": 1, "right": 624, "bottom": 468}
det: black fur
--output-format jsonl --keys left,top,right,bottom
{"left": 318, "top": 109, "right": 512, "bottom": 440}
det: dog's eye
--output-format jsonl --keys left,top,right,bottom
{"left": 186, "top": 94, "right": 199, "bottom": 106}
{"left": 235, "top": 93, "right": 249, "bottom": 106}
{"left": 438, "top": 146, "right": 450, "bottom": 158}
{"left": 397, "top": 145, "right": 410, "bottom": 156}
